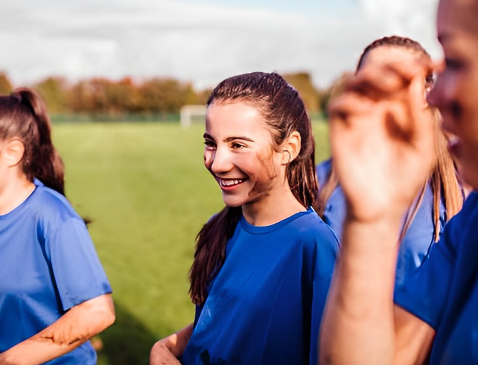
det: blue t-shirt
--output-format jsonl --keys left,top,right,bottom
{"left": 0, "top": 179, "right": 112, "bottom": 364}
{"left": 316, "top": 158, "right": 446, "bottom": 287}
{"left": 394, "top": 191, "right": 478, "bottom": 363}
{"left": 182, "top": 208, "right": 339, "bottom": 365}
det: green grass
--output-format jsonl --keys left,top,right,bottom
{"left": 52, "top": 119, "right": 330, "bottom": 365}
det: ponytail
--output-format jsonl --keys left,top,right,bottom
{"left": 0, "top": 88, "right": 65, "bottom": 195}
{"left": 430, "top": 109, "right": 463, "bottom": 240}
{"left": 287, "top": 107, "right": 319, "bottom": 211}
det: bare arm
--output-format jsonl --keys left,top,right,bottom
{"left": 0, "top": 294, "right": 115, "bottom": 365}
{"left": 393, "top": 305, "right": 435, "bottom": 365}
{"left": 150, "top": 324, "right": 194, "bottom": 365}
{"left": 319, "top": 59, "right": 436, "bottom": 365}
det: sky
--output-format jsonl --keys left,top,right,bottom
{"left": 0, "top": 0, "right": 440, "bottom": 90}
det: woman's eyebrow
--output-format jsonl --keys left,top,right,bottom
{"left": 224, "top": 136, "right": 254, "bottom": 143}
{"left": 203, "top": 132, "right": 254, "bottom": 143}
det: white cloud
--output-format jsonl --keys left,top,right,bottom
{"left": 0, "top": 0, "right": 441, "bottom": 90}
{"left": 360, "top": 0, "right": 441, "bottom": 56}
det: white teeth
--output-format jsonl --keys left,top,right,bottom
{"left": 220, "top": 179, "right": 242, "bottom": 187}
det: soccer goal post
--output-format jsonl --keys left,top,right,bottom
{"left": 180, "top": 105, "right": 207, "bottom": 128}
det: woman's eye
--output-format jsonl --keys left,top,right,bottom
{"left": 231, "top": 142, "right": 245, "bottom": 149}
{"left": 444, "top": 57, "right": 463, "bottom": 71}
{"left": 204, "top": 140, "right": 216, "bottom": 150}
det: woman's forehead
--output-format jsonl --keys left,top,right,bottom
{"left": 438, "top": 0, "right": 478, "bottom": 37}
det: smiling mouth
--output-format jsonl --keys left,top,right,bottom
{"left": 217, "top": 178, "right": 244, "bottom": 187}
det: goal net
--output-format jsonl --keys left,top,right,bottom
{"left": 180, "top": 105, "right": 207, "bottom": 128}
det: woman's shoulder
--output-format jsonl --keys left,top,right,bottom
{"left": 31, "top": 179, "right": 82, "bottom": 223}
{"left": 291, "top": 208, "right": 340, "bottom": 248}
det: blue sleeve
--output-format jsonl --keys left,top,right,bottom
{"left": 394, "top": 184, "right": 444, "bottom": 288}
{"left": 316, "top": 159, "right": 332, "bottom": 188}
{"left": 307, "top": 223, "right": 339, "bottom": 365}
{"left": 394, "top": 210, "right": 459, "bottom": 329}
{"left": 48, "top": 217, "right": 112, "bottom": 311}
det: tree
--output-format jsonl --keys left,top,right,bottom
{"left": 0, "top": 72, "right": 13, "bottom": 95}
{"left": 34, "top": 77, "right": 69, "bottom": 114}
{"left": 282, "top": 72, "right": 321, "bottom": 115}
{"left": 319, "top": 71, "right": 353, "bottom": 118}
{"left": 136, "top": 78, "right": 195, "bottom": 113}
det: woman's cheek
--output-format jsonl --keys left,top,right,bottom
{"left": 204, "top": 150, "right": 214, "bottom": 170}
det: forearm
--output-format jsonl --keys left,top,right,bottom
{"left": 150, "top": 342, "right": 183, "bottom": 365}
{"left": 320, "top": 217, "right": 401, "bottom": 365}
{"left": 0, "top": 294, "right": 115, "bottom": 365}
{"left": 150, "top": 323, "right": 194, "bottom": 365}
{"left": 393, "top": 305, "right": 435, "bottom": 365}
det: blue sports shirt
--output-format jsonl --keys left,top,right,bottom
{"left": 394, "top": 192, "right": 478, "bottom": 363}
{"left": 182, "top": 208, "right": 339, "bottom": 365}
{"left": 0, "top": 179, "right": 112, "bottom": 364}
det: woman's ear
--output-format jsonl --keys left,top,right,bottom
{"left": 2, "top": 139, "right": 25, "bottom": 167}
{"left": 281, "top": 131, "right": 301, "bottom": 165}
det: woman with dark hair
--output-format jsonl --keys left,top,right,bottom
{"left": 150, "top": 72, "right": 339, "bottom": 365}
{"left": 0, "top": 88, "right": 115, "bottom": 364}
{"left": 316, "top": 35, "right": 464, "bottom": 288}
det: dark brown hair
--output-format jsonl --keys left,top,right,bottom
{"left": 189, "top": 72, "right": 317, "bottom": 304}
{"left": 0, "top": 88, "right": 65, "bottom": 195}
{"left": 318, "top": 36, "right": 463, "bottom": 242}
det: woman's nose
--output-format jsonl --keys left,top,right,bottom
{"left": 210, "top": 147, "right": 233, "bottom": 174}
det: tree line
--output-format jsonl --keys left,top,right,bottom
{"left": 0, "top": 71, "right": 345, "bottom": 118}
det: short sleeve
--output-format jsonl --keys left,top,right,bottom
{"left": 307, "top": 221, "right": 339, "bottom": 364}
{"left": 394, "top": 209, "right": 459, "bottom": 329}
{"left": 48, "top": 217, "right": 112, "bottom": 311}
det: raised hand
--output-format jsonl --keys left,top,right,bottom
{"left": 320, "top": 52, "right": 438, "bottom": 365}
{"left": 329, "top": 57, "right": 436, "bottom": 225}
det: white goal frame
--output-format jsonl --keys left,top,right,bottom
{"left": 180, "top": 105, "right": 207, "bottom": 128}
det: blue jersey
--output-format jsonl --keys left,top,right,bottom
{"left": 316, "top": 159, "right": 446, "bottom": 287}
{"left": 182, "top": 208, "right": 339, "bottom": 365}
{"left": 316, "top": 159, "right": 346, "bottom": 240}
{"left": 0, "top": 179, "right": 112, "bottom": 364}
{"left": 394, "top": 192, "right": 478, "bottom": 363}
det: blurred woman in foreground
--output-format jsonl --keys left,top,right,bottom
{"left": 319, "top": 0, "right": 478, "bottom": 363}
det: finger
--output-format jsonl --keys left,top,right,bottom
{"left": 348, "top": 66, "right": 409, "bottom": 99}
{"left": 386, "top": 53, "right": 432, "bottom": 83}
{"left": 328, "top": 91, "right": 374, "bottom": 127}
{"left": 347, "top": 56, "right": 432, "bottom": 100}
{"left": 408, "top": 74, "right": 438, "bottom": 157}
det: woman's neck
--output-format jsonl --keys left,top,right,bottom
{"left": 0, "top": 177, "right": 35, "bottom": 215}
{"left": 242, "top": 187, "right": 307, "bottom": 226}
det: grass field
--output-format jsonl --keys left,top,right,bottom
{"left": 52, "top": 119, "right": 330, "bottom": 365}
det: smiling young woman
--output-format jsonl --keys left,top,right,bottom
{"left": 150, "top": 72, "right": 339, "bottom": 365}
